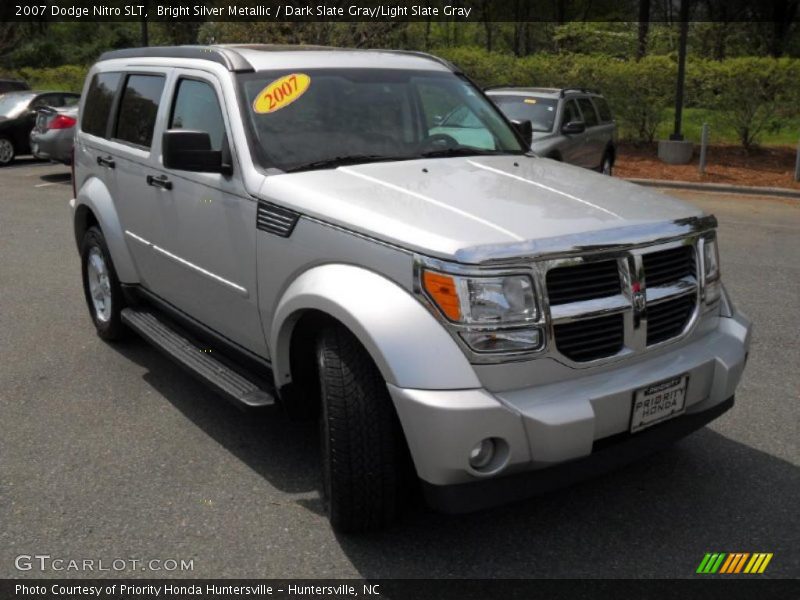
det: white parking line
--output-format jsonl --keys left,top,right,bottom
{"left": 34, "top": 182, "right": 56, "bottom": 188}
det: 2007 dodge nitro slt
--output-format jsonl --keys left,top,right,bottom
{"left": 71, "top": 45, "right": 751, "bottom": 532}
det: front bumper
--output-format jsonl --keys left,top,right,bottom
{"left": 388, "top": 308, "right": 751, "bottom": 513}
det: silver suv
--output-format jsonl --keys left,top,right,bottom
{"left": 487, "top": 87, "right": 617, "bottom": 175}
{"left": 71, "top": 46, "right": 750, "bottom": 532}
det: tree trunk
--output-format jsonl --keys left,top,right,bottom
{"left": 637, "top": 0, "right": 650, "bottom": 60}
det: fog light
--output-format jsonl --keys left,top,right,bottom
{"left": 469, "top": 438, "right": 495, "bottom": 470}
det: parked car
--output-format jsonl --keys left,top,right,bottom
{"left": 30, "top": 105, "right": 79, "bottom": 164}
{"left": 72, "top": 46, "right": 750, "bottom": 532}
{"left": 487, "top": 86, "right": 617, "bottom": 175}
{"left": 0, "top": 90, "right": 80, "bottom": 165}
{"left": 0, "top": 79, "right": 30, "bottom": 94}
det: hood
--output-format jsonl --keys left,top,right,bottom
{"left": 258, "top": 155, "right": 704, "bottom": 263}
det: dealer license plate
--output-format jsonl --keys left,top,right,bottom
{"left": 630, "top": 375, "right": 688, "bottom": 433}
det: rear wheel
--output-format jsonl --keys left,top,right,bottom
{"left": 80, "top": 226, "right": 126, "bottom": 341}
{"left": 0, "top": 137, "right": 15, "bottom": 166}
{"left": 316, "top": 325, "right": 406, "bottom": 532}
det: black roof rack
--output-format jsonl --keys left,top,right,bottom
{"left": 560, "top": 87, "right": 601, "bottom": 97}
{"left": 98, "top": 46, "right": 254, "bottom": 73}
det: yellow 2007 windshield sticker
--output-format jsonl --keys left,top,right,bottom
{"left": 253, "top": 73, "right": 311, "bottom": 114}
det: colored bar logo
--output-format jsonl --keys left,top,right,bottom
{"left": 697, "top": 553, "right": 773, "bottom": 574}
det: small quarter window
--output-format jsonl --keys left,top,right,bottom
{"left": 169, "top": 79, "right": 226, "bottom": 151}
{"left": 593, "top": 97, "right": 613, "bottom": 122}
{"left": 115, "top": 74, "right": 166, "bottom": 149}
{"left": 81, "top": 73, "right": 122, "bottom": 138}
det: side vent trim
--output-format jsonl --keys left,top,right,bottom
{"left": 256, "top": 201, "right": 300, "bottom": 238}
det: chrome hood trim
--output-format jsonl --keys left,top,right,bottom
{"left": 456, "top": 215, "right": 718, "bottom": 264}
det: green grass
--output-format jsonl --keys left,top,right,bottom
{"left": 621, "top": 108, "right": 800, "bottom": 147}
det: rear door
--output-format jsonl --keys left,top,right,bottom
{"left": 558, "top": 99, "right": 585, "bottom": 166}
{"left": 105, "top": 70, "right": 172, "bottom": 291}
{"left": 576, "top": 97, "right": 604, "bottom": 169}
{"left": 141, "top": 71, "right": 266, "bottom": 356}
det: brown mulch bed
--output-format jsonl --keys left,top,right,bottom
{"left": 615, "top": 142, "right": 800, "bottom": 190}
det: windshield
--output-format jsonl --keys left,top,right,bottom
{"left": 490, "top": 95, "right": 559, "bottom": 133}
{"left": 238, "top": 69, "right": 525, "bottom": 172}
{"left": 0, "top": 92, "right": 34, "bottom": 118}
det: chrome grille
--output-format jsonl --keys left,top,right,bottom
{"left": 647, "top": 295, "right": 696, "bottom": 345}
{"left": 546, "top": 259, "right": 620, "bottom": 305}
{"left": 545, "top": 240, "right": 700, "bottom": 364}
{"left": 554, "top": 314, "right": 624, "bottom": 362}
{"left": 643, "top": 245, "right": 695, "bottom": 286}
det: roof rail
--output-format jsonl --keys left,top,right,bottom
{"left": 381, "top": 49, "right": 459, "bottom": 73}
{"left": 560, "top": 87, "right": 601, "bottom": 97}
{"left": 97, "top": 46, "right": 254, "bottom": 73}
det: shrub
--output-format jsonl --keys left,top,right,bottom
{"left": 698, "top": 57, "right": 800, "bottom": 150}
{"left": 0, "top": 65, "right": 88, "bottom": 92}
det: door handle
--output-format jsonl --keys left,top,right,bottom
{"left": 146, "top": 174, "right": 172, "bottom": 191}
{"left": 97, "top": 156, "right": 115, "bottom": 168}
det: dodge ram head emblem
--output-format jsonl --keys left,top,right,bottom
{"left": 632, "top": 281, "right": 646, "bottom": 314}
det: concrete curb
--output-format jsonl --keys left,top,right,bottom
{"left": 625, "top": 178, "right": 800, "bottom": 199}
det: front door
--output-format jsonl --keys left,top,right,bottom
{"left": 142, "top": 72, "right": 266, "bottom": 356}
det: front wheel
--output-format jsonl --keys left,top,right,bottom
{"left": 80, "top": 226, "right": 126, "bottom": 340}
{"left": 316, "top": 325, "right": 407, "bottom": 532}
{"left": 0, "top": 137, "right": 15, "bottom": 166}
{"left": 601, "top": 152, "right": 614, "bottom": 176}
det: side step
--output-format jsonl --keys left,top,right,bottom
{"left": 121, "top": 308, "right": 276, "bottom": 409}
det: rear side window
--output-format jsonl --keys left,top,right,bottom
{"left": 593, "top": 97, "right": 613, "bottom": 122}
{"left": 169, "top": 79, "right": 226, "bottom": 151}
{"left": 577, "top": 98, "right": 599, "bottom": 127}
{"left": 82, "top": 73, "right": 122, "bottom": 138}
{"left": 115, "top": 74, "right": 165, "bottom": 149}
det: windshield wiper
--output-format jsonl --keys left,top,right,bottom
{"left": 418, "top": 147, "right": 514, "bottom": 159}
{"left": 287, "top": 154, "right": 410, "bottom": 172}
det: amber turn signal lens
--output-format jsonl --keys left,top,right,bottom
{"left": 423, "top": 271, "right": 461, "bottom": 321}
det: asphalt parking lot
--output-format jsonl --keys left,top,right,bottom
{"left": 1, "top": 159, "right": 798, "bottom": 579}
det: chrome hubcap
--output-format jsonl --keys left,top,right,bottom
{"left": 0, "top": 139, "right": 13, "bottom": 164}
{"left": 87, "top": 247, "right": 112, "bottom": 323}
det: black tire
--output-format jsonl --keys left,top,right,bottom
{"left": 316, "top": 325, "right": 406, "bottom": 532}
{"left": 80, "top": 226, "right": 127, "bottom": 341}
{"left": 0, "top": 136, "right": 15, "bottom": 166}
{"left": 601, "top": 151, "right": 614, "bottom": 176}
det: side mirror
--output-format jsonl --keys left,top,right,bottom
{"left": 561, "top": 120, "right": 586, "bottom": 135}
{"left": 511, "top": 119, "right": 533, "bottom": 146}
{"left": 162, "top": 129, "right": 232, "bottom": 175}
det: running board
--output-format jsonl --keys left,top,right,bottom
{"left": 121, "top": 308, "right": 276, "bottom": 409}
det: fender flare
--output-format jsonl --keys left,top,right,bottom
{"left": 270, "top": 264, "right": 481, "bottom": 391}
{"left": 74, "top": 177, "right": 139, "bottom": 284}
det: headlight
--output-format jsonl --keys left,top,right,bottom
{"left": 422, "top": 271, "right": 537, "bottom": 324}
{"left": 422, "top": 270, "right": 542, "bottom": 353}
{"left": 702, "top": 234, "right": 721, "bottom": 303}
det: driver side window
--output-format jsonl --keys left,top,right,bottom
{"left": 561, "top": 100, "right": 581, "bottom": 128}
{"left": 169, "top": 79, "right": 226, "bottom": 151}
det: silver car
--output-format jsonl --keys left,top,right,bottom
{"left": 487, "top": 87, "right": 617, "bottom": 175}
{"left": 71, "top": 46, "right": 750, "bottom": 532}
{"left": 31, "top": 105, "right": 79, "bottom": 164}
